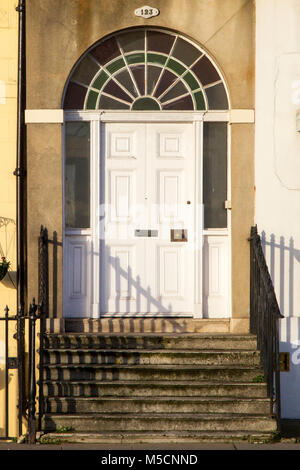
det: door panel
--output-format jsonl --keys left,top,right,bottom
{"left": 101, "top": 123, "right": 147, "bottom": 313}
{"left": 146, "top": 123, "right": 195, "bottom": 313}
{"left": 101, "top": 122, "right": 196, "bottom": 314}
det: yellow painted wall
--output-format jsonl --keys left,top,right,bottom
{"left": 0, "top": 0, "right": 18, "bottom": 438}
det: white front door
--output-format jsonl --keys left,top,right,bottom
{"left": 100, "top": 122, "right": 196, "bottom": 315}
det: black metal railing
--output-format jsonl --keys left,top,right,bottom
{"left": 38, "top": 225, "right": 49, "bottom": 431}
{"left": 249, "top": 225, "right": 283, "bottom": 423}
{"left": 0, "top": 299, "right": 44, "bottom": 443}
{"left": 38, "top": 225, "right": 49, "bottom": 317}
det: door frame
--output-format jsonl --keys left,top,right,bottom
{"left": 63, "top": 110, "right": 231, "bottom": 319}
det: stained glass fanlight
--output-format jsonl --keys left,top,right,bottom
{"left": 63, "top": 29, "right": 229, "bottom": 111}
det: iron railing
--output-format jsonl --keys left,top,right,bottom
{"left": 0, "top": 299, "right": 43, "bottom": 443}
{"left": 37, "top": 225, "right": 49, "bottom": 431}
{"left": 249, "top": 225, "right": 283, "bottom": 424}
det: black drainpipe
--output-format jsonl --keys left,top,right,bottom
{"left": 15, "top": 0, "right": 26, "bottom": 437}
{"left": 15, "top": 0, "right": 26, "bottom": 316}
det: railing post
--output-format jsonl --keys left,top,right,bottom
{"left": 28, "top": 298, "right": 38, "bottom": 444}
{"left": 4, "top": 305, "right": 9, "bottom": 439}
{"left": 16, "top": 305, "right": 25, "bottom": 437}
{"left": 38, "top": 301, "right": 44, "bottom": 432}
{"left": 38, "top": 225, "right": 49, "bottom": 317}
{"left": 38, "top": 225, "right": 48, "bottom": 432}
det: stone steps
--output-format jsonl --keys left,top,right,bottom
{"left": 43, "top": 380, "right": 268, "bottom": 398}
{"left": 43, "top": 333, "right": 258, "bottom": 351}
{"left": 40, "top": 430, "right": 276, "bottom": 444}
{"left": 44, "top": 396, "right": 271, "bottom": 415}
{"left": 43, "top": 349, "right": 261, "bottom": 366}
{"left": 43, "top": 363, "right": 263, "bottom": 382}
{"left": 42, "top": 413, "right": 276, "bottom": 433}
{"left": 62, "top": 318, "right": 232, "bottom": 334}
{"left": 40, "top": 331, "right": 276, "bottom": 443}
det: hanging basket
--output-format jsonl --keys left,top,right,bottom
{"left": 0, "top": 258, "right": 10, "bottom": 281}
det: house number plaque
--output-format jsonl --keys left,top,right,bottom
{"left": 134, "top": 6, "right": 160, "bottom": 19}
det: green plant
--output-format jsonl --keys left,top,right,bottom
{"left": 54, "top": 425, "right": 74, "bottom": 433}
{"left": 252, "top": 374, "right": 265, "bottom": 383}
{"left": 39, "top": 437, "right": 63, "bottom": 445}
{"left": 0, "top": 256, "right": 10, "bottom": 281}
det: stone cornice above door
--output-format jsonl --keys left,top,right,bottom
{"left": 25, "top": 109, "right": 255, "bottom": 124}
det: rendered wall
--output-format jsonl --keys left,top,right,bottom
{"left": 255, "top": 0, "right": 300, "bottom": 418}
{"left": 0, "top": 0, "right": 18, "bottom": 438}
{"left": 26, "top": 0, "right": 255, "bottom": 329}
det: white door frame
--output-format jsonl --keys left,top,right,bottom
{"left": 63, "top": 110, "right": 231, "bottom": 319}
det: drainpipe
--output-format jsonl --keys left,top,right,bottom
{"left": 15, "top": 0, "right": 26, "bottom": 316}
{"left": 15, "top": 0, "right": 26, "bottom": 438}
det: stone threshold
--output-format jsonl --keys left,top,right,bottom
{"left": 45, "top": 318, "right": 249, "bottom": 334}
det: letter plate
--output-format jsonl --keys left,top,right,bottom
{"left": 170, "top": 229, "right": 187, "bottom": 242}
{"left": 135, "top": 230, "right": 158, "bottom": 237}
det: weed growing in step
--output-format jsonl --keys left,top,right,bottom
{"left": 54, "top": 426, "right": 75, "bottom": 433}
{"left": 252, "top": 374, "right": 265, "bottom": 383}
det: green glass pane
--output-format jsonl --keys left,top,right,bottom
{"left": 166, "top": 58, "right": 186, "bottom": 76}
{"left": 147, "top": 53, "right": 167, "bottom": 66}
{"left": 106, "top": 57, "right": 126, "bottom": 74}
{"left": 118, "top": 30, "right": 145, "bottom": 53}
{"left": 126, "top": 53, "right": 145, "bottom": 65}
{"left": 193, "top": 91, "right": 206, "bottom": 110}
{"left": 92, "top": 70, "right": 109, "bottom": 91}
{"left": 183, "top": 71, "right": 199, "bottom": 91}
{"left": 132, "top": 97, "right": 160, "bottom": 110}
{"left": 85, "top": 90, "right": 99, "bottom": 109}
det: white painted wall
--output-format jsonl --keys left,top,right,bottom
{"left": 256, "top": 0, "right": 300, "bottom": 418}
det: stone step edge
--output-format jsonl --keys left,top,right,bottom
{"left": 43, "top": 412, "right": 275, "bottom": 419}
{"left": 44, "top": 396, "right": 271, "bottom": 403}
{"left": 44, "top": 333, "right": 257, "bottom": 339}
{"left": 43, "top": 364, "right": 263, "bottom": 370}
{"left": 43, "top": 348, "right": 259, "bottom": 354}
{"left": 43, "top": 379, "right": 267, "bottom": 386}
{"left": 39, "top": 430, "right": 277, "bottom": 443}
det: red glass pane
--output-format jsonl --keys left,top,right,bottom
{"left": 130, "top": 65, "right": 145, "bottom": 95}
{"left": 192, "top": 55, "right": 220, "bottom": 86}
{"left": 90, "top": 36, "right": 120, "bottom": 65}
{"left": 154, "top": 69, "right": 177, "bottom": 98}
{"left": 103, "top": 79, "right": 133, "bottom": 103}
{"left": 147, "top": 30, "right": 175, "bottom": 54}
{"left": 162, "top": 94, "right": 194, "bottom": 110}
{"left": 63, "top": 82, "right": 87, "bottom": 109}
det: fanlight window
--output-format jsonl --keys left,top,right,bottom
{"left": 63, "top": 29, "right": 229, "bottom": 111}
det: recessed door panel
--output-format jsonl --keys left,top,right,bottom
{"left": 158, "top": 170, "right": 184, "bottom": 224}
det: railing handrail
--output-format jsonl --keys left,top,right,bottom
{"left": 249, "top": 224, "right": 283, "bottom": 428}
{"left": 249, "top": 226, "right": 283, "bottom": 320}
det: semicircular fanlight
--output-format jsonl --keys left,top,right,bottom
{"left": 63, "top": 29, "right": 229, "bottom": 111}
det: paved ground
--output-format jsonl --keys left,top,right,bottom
{"left": 0, "top": 441, "right": 300, "bottom": 450}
